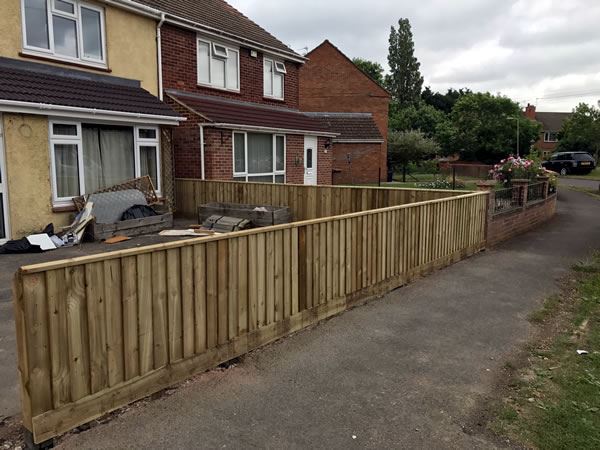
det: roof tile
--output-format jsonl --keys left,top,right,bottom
{"left": 305, "top": 112, "right": 383, "bottom": 141}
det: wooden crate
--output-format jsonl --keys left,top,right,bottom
{"left": 198, "top": 202, "right": 292, "bottom": 227}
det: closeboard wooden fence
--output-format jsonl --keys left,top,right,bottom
{"left": 14, "top": 187, "right": 488, "bottom": 443}
{"left": 175, "top": 178, "right": 468, "bottom": 221}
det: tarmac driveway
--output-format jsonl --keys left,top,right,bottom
{"left": 55, "top": 188, "right": 600, "bottom": 449}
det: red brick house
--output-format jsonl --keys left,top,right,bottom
{"left": 135, "top": 0, "right": 336, "bottom": 185}
{"left": 299, "top": 40, "right": 391, "bottom": 184}
{"left": 524, "top": 104, "right": 571, "bottom": 158}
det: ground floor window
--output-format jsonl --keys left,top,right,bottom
{"left": 50, "top": 120, "right": 161, "bottom": 204}
{"left": 232, "top": 131, "right": 285, "bottom": 183}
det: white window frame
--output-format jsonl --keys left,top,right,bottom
{"left": 544, "top": 131, "right": 558, "bottom": 143}
{"left": 263, "top": 57, "right": 285, "bottom": 100}
{"left": 232, "top": 131, "right": 286, "bottom": 183}
{"left": 49, "top": 120, "right": 161, "bottom": 206}
{"left": 21, "top": 0, "right": 107, "bottom": 68}
{"left": 196, "top": 37, "right": 240, "bottom": 92}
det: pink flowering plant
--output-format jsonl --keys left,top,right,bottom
{"left": 489, "top": 155, "right": 543, "bottom": 185}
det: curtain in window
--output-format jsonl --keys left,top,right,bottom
{"left": 139, "top": 145, "right": 158, "bottom": 189}
{"left": 82, "top": 125, "right": 134, "bottom": 193}
{"left": 247, "top": 133, "right": 273, "bottom": 174}
{"left": 54, "top": 144, "right": 79, "bottom": 197}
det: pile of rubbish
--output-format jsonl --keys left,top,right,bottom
{"left": 0, "top": 176, "right": 171, "bottom": 254}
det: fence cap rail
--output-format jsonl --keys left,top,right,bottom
{"left": 19, "top": 191, "right": 488, "bottom": 275}
{"left": 175, "top": 178, "right": 475, "bottom": 195}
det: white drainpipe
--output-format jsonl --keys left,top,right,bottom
{"left": 200, "top": 124, "right": 206, "bottom": 180}
{"left": 157, "top": 13, "right": 165, "bottom": 101}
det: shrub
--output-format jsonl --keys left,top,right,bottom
{"left": 416, "top": 176, "right": 465, "bottom": 190}
{"left": 490, "top": 156, "right": 543, "bottom": 185}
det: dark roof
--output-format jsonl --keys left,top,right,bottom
{"left": 0, "top": 57, "right": 179, "bottom": 119}
{"left": 535, "top": 112, "right": 571, "bottom": 131}
{"left": 136, "top": 0, "right": 297, "bottom": 56}
{"left": 166, "top": 90, "right": 332, "bottom": 134}
{"left": 305, "top": 112, "right": 383, "bottom": 142}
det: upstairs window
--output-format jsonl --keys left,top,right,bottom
{"left": 544, "top": 131, "right": 558, "bottom": 142}
{"left": 22, "top": 0, "right": 106, "bottom": 65}
{"left": 263, "top": 57, "right": 285, "bottom": 100}
{"left": 197, "top": 38, "right": 239, "bottom": 91}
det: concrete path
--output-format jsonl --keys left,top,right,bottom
{"left": 56, "top": 188, "right": 600, "bottom": 449}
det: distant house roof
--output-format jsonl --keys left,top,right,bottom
{"left": 0, "top": 57, "right": 181, "bottom": 123}
{"left": 135, "top": 0, "right": 299, "bottom": 58}
{"left": 166, "top": 90, "right": 335, "bottom": 135}
{"left": 535, "top": 112, "right": 571, "bottom": 131}
{"left": 304, "top": 112, "right": 383, "bottom": 142}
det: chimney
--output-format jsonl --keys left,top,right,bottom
{"left": 524, "top": 103, "right": 536, "bottom": 119}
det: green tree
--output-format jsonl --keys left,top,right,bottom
{"left": 388, "top": 130, "right": 440, "bottom": 181}
{"left": 421, "top": 87, "right": 471, "bottom": 114}
{"left": 449, "top": 93, "right": 541, "bottom": 163}
{"left": 558, "top": 103, "right": 600, "bottom": 158}
{"left": 352, "top": 57, "right": 385, "bottom": 86}
{"left": 386, "top": 18, "right": 423, "bottom": 105}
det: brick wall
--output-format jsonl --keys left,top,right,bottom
{"left": 161, "top": 24, "right": 300, "bottom": 109}
{"left": 299, "top": 41, "right": 390, "bottom": 183}
{"left": 331, "top": 142, "right": 381, "bottom": 184}
{"left": 285, "top": 134, "right": 305, "bottom": 184}
{"left": 317, "top": 137, "right": 333, "bottom": 185}
{"left": 487, "top": 196, "right": 556, "bottom": 246}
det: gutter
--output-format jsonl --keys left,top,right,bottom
{"left": 206, "top": 122, "right": 338, "bottom": 138}
{"left": 0, "top": 99, "right": 185, "bottom": 125}
{"left": 157, "top": 12, "right": 165, "bottom": 101}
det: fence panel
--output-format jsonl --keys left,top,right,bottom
{"left": 175, "top": 178, "right": 468, "bottom": 221}
{"left": 13, "top": 191, "right": 488, "bottom": 444}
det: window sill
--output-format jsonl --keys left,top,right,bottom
{"left": 19, "top": 51, "right": 111, "bottom": 73}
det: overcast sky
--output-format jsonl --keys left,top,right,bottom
{"left": 229, "top": 0, "right": 600, "bottom": 112}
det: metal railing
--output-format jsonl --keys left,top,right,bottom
{"left": 527, "top": 181, "right": 546, "bottom": 203}
{"left": 493, "top": 186, "right": 520, "bottom": 214}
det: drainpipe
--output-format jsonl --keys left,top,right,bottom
{"left": 157, "top": 13, "right": 165, "bottom": 101}
{"left": 200, "top": 125, "right": 206, "bottom": 180}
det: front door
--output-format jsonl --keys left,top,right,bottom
{"left": 0, "top": 115, "right": 9, "bottom": 243}
{"left": 304, "top": 135, "right": 317, "bottom": 185}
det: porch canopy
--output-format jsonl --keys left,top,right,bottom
{"left": 0, "top": 57, "right": 183, "bottom": 125}
{"left": 165, "top": 89, "right": 336, "bottom": 136}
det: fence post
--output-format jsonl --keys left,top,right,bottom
{"left": 477, "top": 181, "right": 495, "bottom": 242}
{"left": 512, "top": 179, "right": 529, "bottom": 207}
{"left": 536, "top": 175, "right": 550, "bottom": 199}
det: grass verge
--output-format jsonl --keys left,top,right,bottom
{"left": 489, "top": 252, "right": 600, "bottom": 449}
{"left": 566, "top": 185, "right": 600, "bottom": 200}
{"left": 565, "top": 167, "right": 600, "bottom": 181}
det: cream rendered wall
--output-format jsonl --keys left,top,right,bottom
{"left": 0, "top": 0, "right": 158, "bottom": 95}
{"left": 2, "top": 114, "right": 70, "bottom": 237}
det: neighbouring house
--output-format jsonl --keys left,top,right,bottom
{"left": 525, "top": 104, "right": 571, "bottom": 158}
{"left": 299, "top": 40, "right": 391, "bottom": 184}
{"left": 0, "top": 0, "right": 183, "bottom": 240}
{"left": 133, "top": 0, "right": 337, "bottom": 186}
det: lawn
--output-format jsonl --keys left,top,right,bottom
{"left": 490, "top": 252, "right": 600, "bottom": 449}
{"left": 565, "top": 167, "right": 600, "bottom": 181}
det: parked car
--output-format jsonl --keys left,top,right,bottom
{"left": 542, "top": 152, "right": 597, "bottom": 175}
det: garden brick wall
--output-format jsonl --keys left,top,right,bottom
{"left": 485, "top": 192, "right": 557, "bottom": 246}
{"left": 332, "top": 142, "right": 382, "bottom": 185}
{"left": 299, "top": 41, "right": 390, "bottom": 183}
{"left": 161, "top": 24, "right": 300, "bottom": 109}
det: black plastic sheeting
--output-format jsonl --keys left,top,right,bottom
{"left": 0, "top": 224, "right": 54, "bottom": 254}
{"left": 121, "top": 204, "right": 159, "bottom": 221}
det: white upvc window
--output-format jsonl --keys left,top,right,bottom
{"left": 49, "top": 120, "right": 161, "bottom": 205}
{"left": 263, "top": 57, "right": 285, "bottom": 100}
{"left": 21, "top": 0, "right": 107, "bottom": 67}
{"left": 197, "top": 38, "right": 240, "bottom": 91}
{"left": 232, "top": 132, "right": 286, "bottom": 183}
{"left": 544, "top": 131, "right": 558, "bottom": 142}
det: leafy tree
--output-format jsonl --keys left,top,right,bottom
{"left": 352, "top": 57, "right": 385, "bottom": 86}
{"left": 388, "top": 130, "right": 440, "bottom": 181}
{"left": 449, "top": 93, "right": 540, "bottom": 163}
{"left": 421, "top": 87, "right": 471, "bottom": 114}
{"left": 558, "top": 103, "right": 600, "bottom": 158}
{"left": 386, "top": 18, "right": 423, "bottom": 105}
